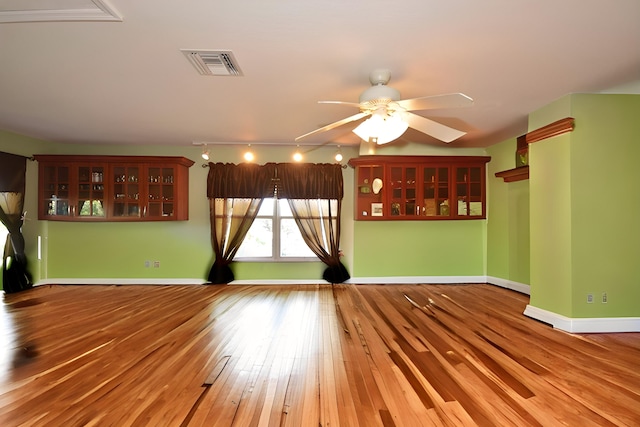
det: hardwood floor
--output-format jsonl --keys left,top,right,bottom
{"left": 1, "top": 283, "right": 638, "bottom": 426}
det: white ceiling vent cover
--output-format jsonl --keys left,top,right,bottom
{"left": 181, "top": 50, "right": 243, "bottom": 76}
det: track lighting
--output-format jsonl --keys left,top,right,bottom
{"left": 243, "top": 144, "right": 255, "bottom": 162}
{"left": 201, "top": 144, "right": 210, "bottom": 161}
{"left": 334, "top": 145, "right": 343, "bottom": 162}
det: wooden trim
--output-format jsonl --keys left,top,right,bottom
{"left": 348, "top": 155, "right": 491, "bottom": 168}
{"left": 495, "top": 166, "right": 529, "bottom": 182}
{"left": 525, "top": 117, "right": 575, "bottom": 144}
{"left": 33, "top": 155, "right": 195, "bottom": 167}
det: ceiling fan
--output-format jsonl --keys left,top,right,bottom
{"left": 295, "top": 69, "right": 473, "bottom": 145}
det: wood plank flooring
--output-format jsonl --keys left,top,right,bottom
{"left": 1, "top": 283, "right": 639, "bottom": 426}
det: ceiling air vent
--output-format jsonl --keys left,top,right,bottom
{"left": 181, "top": 50, "right": 243, "bottom": 76}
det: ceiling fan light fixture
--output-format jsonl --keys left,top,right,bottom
{"left": 353, "top": 111, "right": 408, "bottom": 145}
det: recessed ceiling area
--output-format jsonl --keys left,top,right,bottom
{"left": 0, "top": 0, "right": 121, "bottom": 22}
{"left": 0, "top": 1, "right": 638, "bottom": 148}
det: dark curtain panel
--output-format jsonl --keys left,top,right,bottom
{"left": 0, "top": 152, "right": 32, "bottom": 293}
{"left": 278, "top": 163, "right": 350, "bottom": 283}
{"left": 206, "top": 163, "right": 276, "bottom": 284}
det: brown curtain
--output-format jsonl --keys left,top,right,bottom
{"left": 0, "top": 152, "right": 32, "bottom": 293}
{"left": 206, "top": 162, "right": 275, "bottom": 284}
{"left": 278, "top": 163, "right": 350, "bottom": 283}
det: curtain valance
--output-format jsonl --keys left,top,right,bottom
{"left": 206, "top": 162, "right": 343, "bottom": 200}
{"left": 207, "top": 162, "right": 276, "bottom": 199}
{"left": 276, "top": 163, "right": 343, "bottom": 200}
{"left": 0, "top": 152, "right": 28, "bottom": 192}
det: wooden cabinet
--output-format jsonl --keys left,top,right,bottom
{"left": 348, "top": 156, "right": 490, "bottom": 220}
{"left": 34, "top": 155, "right": 194, "bottom": 221}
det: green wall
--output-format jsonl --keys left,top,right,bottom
{"left": 529, "top": 132, "right": 573, "bottom": 314}
{"left": 570, "top": 94, "right": 640, "bottom": 317}
{"left": 486, "top": 138, "right": 530, "bottom": 285}
{"left": 353, "top": 220, "right": 486, "bottom": 277}
{"left": 528, "top": 93, "right": 640, "bottom": 318}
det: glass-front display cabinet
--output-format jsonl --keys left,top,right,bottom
{"left": 41, "top": 163, "right": 72, "bottom": 217}
{"left": 348, "top": 155, "right": 490, "bottom": 220}
{"left": 35, "top": 155, "right": 194, "bottom": 221}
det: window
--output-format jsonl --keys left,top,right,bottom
{"left": 235, "top": 198, "right": 317, "bottom": 261}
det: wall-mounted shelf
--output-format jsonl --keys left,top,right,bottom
{"left": 495, "top": 166, "right": 529, "bottom": 183}
{"left": 34, "top": 155, "right": 194, "bottom": 221}
{"left": 495, "top": 117, "right": 574, "bottom": 183}
{"left": 348, "top": 155, "right": 490, "bottom": 220}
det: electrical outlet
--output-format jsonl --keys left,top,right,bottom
{"left": 153, "top": 261, "right": 160, "bottom": 268}
{"left": 587, "top": 293, "right": 594, "bottom": 303}
{"left": 144, "top": 260, "right": 150, "bottom": 268}
{"left": 602, "top": 292, "right": 608, "bottom": 303}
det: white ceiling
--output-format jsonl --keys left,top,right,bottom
{"left": 0, "top": 0, "right": 639, "bottom": 149}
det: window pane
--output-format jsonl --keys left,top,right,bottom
{"left": 278, "top": 198, "right": 292, "bottom": 216}
{"left": 280, "top": 219, "right": 316, "bottom": 258}
{"left": 236, "top": 218, "right": 273, "bottom": 257}
{"left": 257, "top": 198, "right": 274, "bottom": 215}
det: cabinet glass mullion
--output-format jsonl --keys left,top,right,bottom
{"left": 455, "top": 166, "right": 483, "bottom": 217}
{"left": 423, "top": 166, "right": 450, "bottom": 217}
{"left": 147, "top": 166, "right": 176, "bottom": 218}
{"left": 43, "top": 165, "right": 71, "bottom": 217}
{"left": 390, "top": 166, "right": 418, "bottom": 217}
{"left": 77, "top": 165, "right": 105, "bottom": 217}
{"left": 112, "top": 165, "right": 141, "bottom": 218}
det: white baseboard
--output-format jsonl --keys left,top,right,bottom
{"left": 346, "top": 275, "right": 487, "bottom": 284}
{"left": 229, "top": 279, "right": 327, "bottom": 285}
{"left": 36, "top": 278, "right": 206, "bottom": 285}
{"left": 524, "top": 304, "right": 640, "bottom": 333}
{"left": 485, "top": 276, "right": 530, "bottom": 295}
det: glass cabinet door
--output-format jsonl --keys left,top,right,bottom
{"left": 390, "top": 166, "right": 418, "bottom": 217}
{"left": 42, "top": 165, "right": 71, "bottom": 217}
{"left": 422, "top": 166, "right": 450, "bottom": 217}
{"left": 455, "top": 166, "right": 483, "bottom": 217}
{"left": 147, "top": 166, "right": 175, "bottom": 218}
{"left": 77, "top": 165, "right": 105, "bottom": 218}
{"left": 355, "top": 164, "right": 384, "bottom": 218}
{"left": 111, "top": 165, "right": 141, "bottom": 218}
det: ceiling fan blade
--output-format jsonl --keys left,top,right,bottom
{"left": 318, "top": 100, "right": 363, "bottom": 108}
{"left": 295, "top": 111, "right": 370, "bottom": 141}
{"left": 404, "top": 112, "right": 466, "bottom": 143}
{"left": 396, "top": 93, "right": 473, "bottom": 112}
